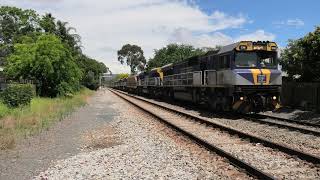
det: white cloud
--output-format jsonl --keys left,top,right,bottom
{"left": 235, "top": 30, "right": 276, "bottom": 42}
{"left": 169, "top": 28, "right": 275, "bottom": 49}
{"left": 273, "top": 18, "right": 304, "bottom": 27}
{"left": 0, "top": 0, "right": 273, "bottom": 73}
{"left": 287, "top": 19, "right": 304, "bottom": 26}
{"left": 169, "top": 28, "right": 233, "bottom": 47}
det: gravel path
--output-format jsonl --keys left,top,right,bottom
{"left": 117, "top": 92, "right": 320, "bottom": 179}
{"left": 0, "top": 91, "right": 118, "bottom": 180}
{"left": 34, "top": 89, "right": 250, "bottom": 179}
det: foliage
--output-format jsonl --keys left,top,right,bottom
{"left": 39, "top": 13, "right": 56, "bottom": 33}
{"left": 0, "top": 102, "right": 10, "bottom": 119}
{"left": 1, "top": 84, "right": 35, "bottom": 108}
{"left": 55, "top": 20, "right": 82, "bottom": 55}
{"left": 82, "top": 71, "right": 99, "bottom": 90}
{"left": 280, "top": 26, "right": 320, "bottom": 82}
{"left": 1, "top": 6, "right": 109, "bottom": 91}
{"left": 118, "top": 44, "right": 146, "bottom": 74}
{"left": 146, "top": 44, "right": 205, "bottom": 71}
{"left": 0, "top": 88, "right": 93, "bottom": 150}
{"left": 0, "top": 6, "right": 40, "bottom": 44}
{"left": 115, "top": 73, "right": 129, "bottom": 80}
{"left": 77, "top": 55, "right": 109, "bottom": 90}
{"left": 5, "top": 34, "right": 82, "bottom": 97}
{"left": 0, "top": 6, "right": 40, "bottom": 64}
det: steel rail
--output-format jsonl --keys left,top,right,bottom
{"left": 110, "top": 89, "right": 275, "bottom": 180}
{"left": 254, "top": 114, "right": 320, "bottom": 128}
{"left": 111, "top": 89, "right": 320, "bottom": 165}
{"left": 242, "top": 114, "right": 320, "bottom": 137}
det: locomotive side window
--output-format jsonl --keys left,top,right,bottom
{"left": 225, "top": 55, "right": 230, "bottom": 68}
{"left": 219, "top": 55, "right": 230, "bottom": 69}
{"left": 259, "top": 52, "right": 277, "bottom": 68}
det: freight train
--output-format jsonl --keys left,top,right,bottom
{"left": 113, "top": 41, "right": 282, "bottom": 113}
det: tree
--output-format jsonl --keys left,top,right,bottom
{"left": 117, "top": 44, "right": 146, "bottom": 74}
{"left": 5, "top": 34, "right": 82, "bottom": 97}
{"left": 0, "top": 6, "right": 40, "bottom": 44}
{"left": 39, "top": 13, "right": 56, "bottom": 33}
{"left": 56, "top": 20, "right": 82, "bottom": 54}
{"left": 115, "top": 73, "right": 129, "bottom": 80}
{"left": 1, "top": 6, "right": 110, "bottom": 92}
{"left": 0, "top": 6, "right": 40, "bottom": 64}
{"left": 77, "top": 54, "right": 109, "bottom": 90}
{"left": 146, "top": 44, "right": 205, "bottom": 71}
{"left": 280, "top": 26, "right": 320, "bottom": 82}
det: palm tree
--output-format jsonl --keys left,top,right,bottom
{"left": 56, "top": 20, "right": 82, "bottom": 54}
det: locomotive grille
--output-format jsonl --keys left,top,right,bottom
{"left": 238, "top": 85, "right": 280, "bottom": 92}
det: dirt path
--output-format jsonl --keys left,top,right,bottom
{"left": 0, "top": 91, "right": 118, "bottom": 180}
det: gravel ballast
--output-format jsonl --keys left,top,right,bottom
{"left": 135, "top": 94, "right": 320, "bottom": 157}
{"left": 35, "top": 89, "right": 250, "bottom": 180}
{"left": 116, "top": 91, "right": 320, "bottom": 179}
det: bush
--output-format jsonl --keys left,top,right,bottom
{"left": 1, "top": 84, "right": 35, "bottom": 108}
{"left": 57, "top": 82, "right": 74, "bottom": 97}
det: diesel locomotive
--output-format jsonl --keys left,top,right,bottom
{"left": 113, "top": 41, "right": 282, "bottom": 113}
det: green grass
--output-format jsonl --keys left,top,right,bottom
{"left": 0, "top": 88, "right": 94, "bottom": 150}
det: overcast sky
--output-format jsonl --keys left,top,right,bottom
{"left": 1, "top": 0, "right": 319, "bottom": 73}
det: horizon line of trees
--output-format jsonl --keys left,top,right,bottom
{"left": 0, "top": 6, "right": 109, "bottom": 97}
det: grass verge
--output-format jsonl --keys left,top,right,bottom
{"left": 0, "top": 88, "right": 94, "bottom": 150}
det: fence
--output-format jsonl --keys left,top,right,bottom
{"left": 281, "top": 82, "right": 320, "bottom": 111}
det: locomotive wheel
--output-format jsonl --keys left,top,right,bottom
{"left": 208, "top": 96, "right": 219, "bottom": 112}
{"left": 165, "top": 89, "right": 174, "bottom": 102}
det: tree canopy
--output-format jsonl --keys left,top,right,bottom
{"left": 5, "top": 34, "right": 82, "bottom": 97}
{"left": 146, "top": 44, "right": 205, "bottom": 71}
{"left": 115, "top": 73, "right": 129, "bottom": 80}
{"left": 77, "top": 55, "right": 109, "bottom": 90}
{"left": 0, "top": 6, "right": 109, "bottom": 95}
{"left": 117, "top": 44, "right": 146, "bottom": 74}
{"left": 280, "top": 26, "right": 320, "bottom": 82}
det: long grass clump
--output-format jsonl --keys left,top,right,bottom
{"left": 0, "top": 88, "right": 94, "bottom": 150}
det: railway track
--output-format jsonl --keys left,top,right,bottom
{"left": 257, "top": 114, "right": 320, "bottom": 128}
{"left": 110, "top": 89, "right": 320, "bottom": 179}
{"left": 242, "top": 114, "right": 320, "bottom": 137}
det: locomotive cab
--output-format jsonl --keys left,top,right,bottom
{"left": 231, "top": 41, "right": 282, "bottom": 113}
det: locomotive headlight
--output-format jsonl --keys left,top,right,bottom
{"left": 271, "top": 46, "right": 277, "bottom": 50}
{"left": 239, "top": 45, "right": 247, "bottom": 50}
{"left": 240, "top": 96, "right": 244, "bottom": 101}
{"left": 272, "top": 96, "right": 277, "bottom": 100}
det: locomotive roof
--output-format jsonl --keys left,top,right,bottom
{"left": 217, "top": 42, "right": 239, "bottom": 54}
{"left": 161, "top": 63, "right": 173, "bottom": 71}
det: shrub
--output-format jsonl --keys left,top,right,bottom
{"left": 1, "top": 84, "right": 35, "bottom": 108}
{"left": 57, "top": 82, "right": 74, "bottom": 97}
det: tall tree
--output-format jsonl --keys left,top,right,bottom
{"left": 77, "top": 54, "right": 109, "bottom": 90}
{"left": 0, "top": 6, "right": 40, "bottom": 44}
{"left": 39, "top": 13, "right": 56, "bottom": 33}
{"left": 56, "top": 20, "right": 82, "bottom": 54}
{"left": 5, "top": 34, "right": 82, "bottom": 97}
{"left": 146, "top": 44, "right": 205, "bottom": 71}
{"left": 280, "top": 26, "right": 320, "bottom": 82}
{"left": 117, "top": 44, "right": 146, "bottom": 74}
{"left": 0, "top": 6, "right": 40, "bottom": 64}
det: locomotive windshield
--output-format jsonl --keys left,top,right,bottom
{"left": 235, "top": 51, "right": 277, "bottom": 69}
